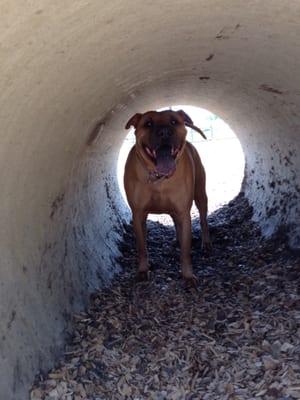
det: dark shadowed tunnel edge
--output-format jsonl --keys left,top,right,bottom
{"left": 26, "top": 149, "right": 128, "bottom": 396}
{"left": 242, "top": 161, "right": 300, "bottom": 251}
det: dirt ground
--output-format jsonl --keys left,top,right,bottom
{"left": 31, "top": 193, "right": 300, "bottom": 400}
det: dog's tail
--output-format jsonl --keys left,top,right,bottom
{"left": 185, "top": 123, "right": 207, "bottom": 140}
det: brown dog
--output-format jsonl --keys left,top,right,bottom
{"left": 124, "top": 110, "right": 211, "bottom": 285}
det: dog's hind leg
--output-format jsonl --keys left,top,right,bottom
{"left": 193, "top": 150, "right": 212, "bottom": 252}
{"left": 176, "top": 211, "right": 198, "bottom": 286}
{"left": 132, "top": 211, "right": 149, "bottom": 280}
{"left": 195, "top": 192, "right": 211, "bottom": 252}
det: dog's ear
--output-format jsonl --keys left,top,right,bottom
{"left": 125, "top": 113, "right": 142, "bottom": 129}
{"left": 177, "top": 109, "right": 207, "bottom": 140}
{"left": 177, "top": 110, "right": 194, "bottom": 125}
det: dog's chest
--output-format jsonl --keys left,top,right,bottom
{"left": 149, "top": 188, "right": 167, "bottom": 206}
{"left": 145, "top": 180, "right": 187, "bottom": 212}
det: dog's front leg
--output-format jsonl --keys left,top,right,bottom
{"left": 177, "top": 212, "right": 198, "bottom": 286}
{"left": 132, "top": 211, "right": 149, "bottom": 280}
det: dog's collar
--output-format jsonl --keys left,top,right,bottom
{"left": 148, "top": 170, "right": 169, "bottom": 183}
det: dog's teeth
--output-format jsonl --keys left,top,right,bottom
{"left": 145, "top": 146, "right": 156, "bottom": 160}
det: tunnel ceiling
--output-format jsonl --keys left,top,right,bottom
{"left": 1, "top": 1, "right": 300, "bottom": 399}
{"left": 1, "top": 1, "right": 299, "bottom": 223}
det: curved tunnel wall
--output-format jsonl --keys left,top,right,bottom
{"left": 1, "top": 1, "right": 300, "bottom": 398}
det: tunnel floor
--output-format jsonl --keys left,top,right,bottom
{"left": 31, "top": 194, "right": 300, "bottom": 400}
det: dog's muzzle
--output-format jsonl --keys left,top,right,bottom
{"left": 155, "top": 145, "right": 176, "bottom": 177}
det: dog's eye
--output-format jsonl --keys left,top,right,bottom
{"left": 145, "top": 120, "right": 153, "bottom": 128}
{"left": 171, "top": 119, "right": 178, "bottom": 126}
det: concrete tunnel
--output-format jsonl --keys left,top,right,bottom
{"left": 1, "top": 1, "right": 300, "bottom": 398}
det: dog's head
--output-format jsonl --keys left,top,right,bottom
{"left": 125, "top": 110, "right": 206, "bottom": 178}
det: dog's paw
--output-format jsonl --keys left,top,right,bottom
{"left": 182, "top": 274, "right": 199, "bottom": 288}
{"left": 136, "top": 270, "right": 150, "bottom": 282}
{"left": 171, "top": 239, "right": 180, "bottom": 249}
{"left": 201, "top": 241, "right": 213, "bottom": 255}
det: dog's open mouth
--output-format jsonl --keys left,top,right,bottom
{"left": 144, "top": 144, "right": 180, "bottom": 177}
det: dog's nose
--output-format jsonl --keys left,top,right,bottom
{"left": 158, "top": 127, "right": 172, "bottom": 139}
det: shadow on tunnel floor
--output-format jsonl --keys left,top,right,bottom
{"left": 31, "top": 193, "right": 300, "bottom": 399}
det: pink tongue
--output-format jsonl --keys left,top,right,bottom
{"left": 156, "top": 148, "right": 176, "bottom": 176}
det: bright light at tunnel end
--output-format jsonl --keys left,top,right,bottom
{"left": 117, "top": 105, "right": 245, "bottom": 222}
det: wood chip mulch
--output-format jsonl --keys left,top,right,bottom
{"left": 31, "top": 193, "right": 300, "bottom": 400}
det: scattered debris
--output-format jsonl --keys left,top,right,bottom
{"left": 31, "top": 193, "right": 300, "bottom": 399}
{"left": 259, "top": 84, "right": 283, "bottom": 95}
{"left": 206, "top": 54, "right": 214, "bottom": 61}
{"left": 50, "top": 193, "right": 65, "bottom": 220}
{"left": 215, "top": 24, "right": 241, "bottom": 40}
{"left": 86, "top": 120, "right": 105, "bottom": 146}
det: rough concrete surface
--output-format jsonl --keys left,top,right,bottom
{"left": 31, "top": 194, "right": 300, "bottom": 400}
{"left": 0, "top": 1, "right": 299, "bottom": 398}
